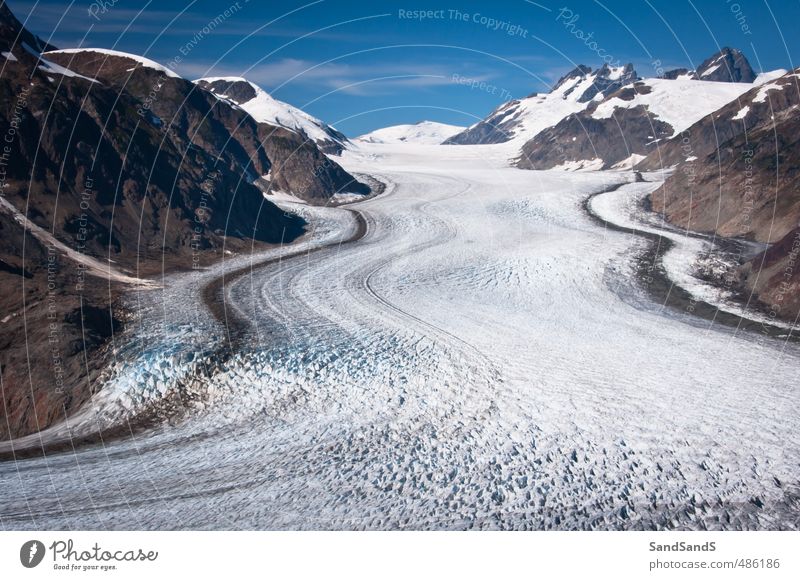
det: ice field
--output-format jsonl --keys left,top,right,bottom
{"left": 1, "top": 143, "right": 798, "bottom": 530}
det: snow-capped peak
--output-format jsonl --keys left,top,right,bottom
{"left": 590, "top": 77, "right": 759, "bottom": 133}
{"left": 356, "top": 121, "right": 465, "bottom": 145}
{"left": 195, "top": 76, "right": 348, "bottom": 153}
{"left": 444, "top": 63, "right": 638, "bottom": 146}
{"left": 43, "top": 48, "right": 181, "bottom": 78}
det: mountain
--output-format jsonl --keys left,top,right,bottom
{"left": 660, "top": 48, "right": 758, "bottom": 83}
{"left": 514, "top": 48, "right": 779, "bottom": 170}
{"left": 638, "top": 69, "right": 800, "bottom": 241}
{"left": 356, "top": 121, "right": 465, "bottom": 145}
{"left": 443, "top": 64, "right": 638, "bottom": 145}
{"left": 42, "top": 50, "right": 369, "bottom": 203}
{"left": 517, "top": 75, "right": 758, "bottom": 170}
{"left": 634, "top": 68, "right": 800, "bottom": 320}
{"left": 195, "top": 76, "right": 350, "bottom": 155}
{"left": 447, "top": 48, "right": 761, "bottom": 162}
{"left": 0, "top": 1, "right": 366, "bottom": 440}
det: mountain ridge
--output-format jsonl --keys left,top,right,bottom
{"left": 357, "top": 120, "right": 465, "bottom": 145}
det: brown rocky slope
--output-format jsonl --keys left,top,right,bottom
{"left": 0, "top": 1, "right": 365, "bottom": 441}
{"left": 638, "top": 69, "right": 800, "bottom": 321}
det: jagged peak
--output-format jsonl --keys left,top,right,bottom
{"left": 552, "top": 65, "right": 592, "bottom": 90}
{"left": 195, "top": 76, "right": 264, "bottom": 104}
{"left": 695, "top": 46, "right": 755, "bottom": 82}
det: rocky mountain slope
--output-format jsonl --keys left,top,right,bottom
{"left": 195, "top": 76, "right": 350, "bottom": 155}
{"left": 445, "top": 48, "right": 768, "bottom": 171}
{"left": 0, "top": 1, "right": 367, "bottom": 440}
{"left": 517, "top": 74, "right": 759, "bottom": 170}
{"left": 636, "top": 68, "right": 800, "bottom": 320}
{"left": 43, "top": 50, "right": 369, "bottom": 203}
{"left": 665, "top": 47, "right": 757, "bottom": 83}
{"left": 515, "top": 49, "right": 771, "bottom": 170}
{"left": 443, "top": 64, "right": 637, "bottom": 146}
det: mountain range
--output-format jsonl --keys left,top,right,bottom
{"left": 440, "top": 47, "right": 798, "bottom": 323}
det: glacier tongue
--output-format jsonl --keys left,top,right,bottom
{"left": 1, "top": 143, "right": 797, "bottom": 530}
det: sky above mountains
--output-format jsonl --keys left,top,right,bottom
{"left": 10, "top": 0, "right": 800, "bottom": 136}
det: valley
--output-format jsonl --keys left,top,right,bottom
{"left": 1, "top": 143, "right": 797, "bottom": 530}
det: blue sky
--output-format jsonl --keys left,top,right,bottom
{"left": 10, "top": 0, "right": 800, "bottom": 136}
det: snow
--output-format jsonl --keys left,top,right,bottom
{"left": 450, "top": 70, "right": 608, "bottom": 152}
{"left": 21, "top": 43, "right": 99, "bottom": 83}
{"left": 591, "top": 77, "right": 755, "bottom": 132}
{"left": 606, "top": 65, "right": 627, "bottom": 81}
{"left": 329, "top": 192, "right": 368, "bottom": 204}
{"left": 459, "top": 68, "right": 791, "bottom": 165}
{"left": 1, "top": 50, "right": 17, "bottom": 61}
{"left": 699, "top": 63, "right": 721, "bottom": 77}
{"left": 3, "top": 142, "right": 795, "bottom": 530}
{"left": 550, "top": 158, "right": 605, "bottom": 171}
{"left": 44, "top": 48, "right": 181, "bottom": 78}
{"left": 486, "top": 87, "right": 587, "bottom": 146}
{"left": 611, "top": 153, "right": 646, "bottom": 169}
{"left": 732, "top": 105, "right": 750, "bottom": 120}
{"left": 754, "top": 69, "right": 788, "bottom": 85}
{"left": 0, "top": 194, "right": 155, "bottom": 286}
{"left": 752, "top": 81, "right": 784, "bottom": 103}
{"left": 262, "top": 190, "right": 308, "bottom": 205}
{"left": 356, "top": 121, "right": 465, "bottom": 145}
{"left": 196, "top": 76, "right": 344, "bottom": 148}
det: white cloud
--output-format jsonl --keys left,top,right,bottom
{"left": 178, "top": 57, "right": 499, "bottom": 96}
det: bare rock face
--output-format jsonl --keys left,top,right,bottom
{"left": 741, "top": 227, "right": 800, "bottom": 321}
{"left": 660, "top": 48, "right": 756, "bottom": 83}
{"left": 441, "top": 98, "right": 524, "bottom": 145}
{"left": 638, "top": 69, "right": 800, "bottom": 321}
{"left": 641, "top": 69, "right": 800, "bottom": 243}
{"left": 573, "top": 63, "right": 638, "bottom": 103}
{"left": 200, "top": 77, "right": 259, "bottom": 103}
{"left": 694, "top": 47, "right": 756, "bottom": 83}
{"left": 661, "top": 68, "right": 691, "bottom": 80}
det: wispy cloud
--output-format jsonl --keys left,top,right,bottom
{"left": 9, "top": 1, "right": 392, "bottom": 44}
{"left": 177, "top": 57, "right": 499, "bottom": 97}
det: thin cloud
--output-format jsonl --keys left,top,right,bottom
{"left": 9, "top": 1, "right": 393, "bottom": 44}
{"left": 176, "top": 57, "right": 499, "bottom": 96}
